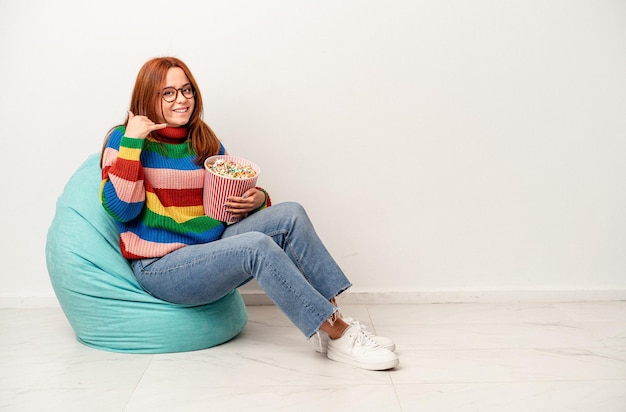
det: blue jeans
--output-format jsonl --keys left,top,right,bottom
{"left": 131, "top": 202, "right": 352, "bottom": 338}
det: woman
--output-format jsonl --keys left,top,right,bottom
{"left": 100, "top": 57, "right": 398, "bottom": 371}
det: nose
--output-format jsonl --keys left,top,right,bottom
{"left": 175, "top": 89, "right": 186, "bottom": 103}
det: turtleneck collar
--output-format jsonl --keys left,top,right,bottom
{"left": 151, "top": 126, "right": 188, "bottom": 143}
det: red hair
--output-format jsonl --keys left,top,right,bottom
{"left": 101, "top": 57, "right": 221, "bottom": 166}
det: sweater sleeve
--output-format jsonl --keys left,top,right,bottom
{"left": 100, "top": 126, "right": 146, "bottom": 222}
{"left": 252, "top": 186, "right": 272, "bottom": 213}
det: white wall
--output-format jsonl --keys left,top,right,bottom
{"left": 1, "top": 0, "right": 625, "bottom": 305}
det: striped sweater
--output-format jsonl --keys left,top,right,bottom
{"left": 100, "top": 126, "right": 264, "bottom": 259}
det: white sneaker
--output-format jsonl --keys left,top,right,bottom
{"left": 312, "top": 317, "right": 396, "bottom": 353}
{"left": 326, "top": 324, "right": 399, "bottom": 371}
{"left": 344, "top": 317, "right": 396, "bottom": 352}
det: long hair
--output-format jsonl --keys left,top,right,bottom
{"left": 100, "top": 57, "right": 221, "bottom": 167}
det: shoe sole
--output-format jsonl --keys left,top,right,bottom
{"left": 327, "top": 349, "right": 399, "bottom": 371}
{"left": 315, "top": 334, "right": 397, "bottom": 354}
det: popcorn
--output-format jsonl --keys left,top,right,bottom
{"left": 208, "top": 159, "right": 257, "bottom": 179}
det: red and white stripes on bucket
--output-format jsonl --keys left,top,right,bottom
{"left": 203, "top": 155, "right": 261, "bottom": 224}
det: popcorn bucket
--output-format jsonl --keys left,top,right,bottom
{"left": 203, "top": 155, "right": 261, "bottom": 224}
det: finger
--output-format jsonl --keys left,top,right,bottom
{"left": 226, "top": 199, "right": 254, "bottom": 213}
{"left": 242, "top": 188, "right": 257, "bottom": 198}
{"left": 227, "top": 205, "right": 249, "bottom": 215}
{"left": 225, "top": 199, "right": 246, "bottom": 209}
{"left": 127, "top": 110, "right": 135, "bottom": 121}
{"left": 226, "top": 196, "right": 246, "bottom": 204}
{"left": 152, "top": 122, "right": 168, "bottom": 130}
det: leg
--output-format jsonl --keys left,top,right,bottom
{"left": 131, "top": 231, "right": 337, "bottom": 338}
{"left": 222, "top": 202, "right": 352, "bottom": 301}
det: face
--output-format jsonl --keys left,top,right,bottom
{"left": 156, "top": 67, "right": 195, "bottom": 127}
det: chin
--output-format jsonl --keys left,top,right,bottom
{"left": 168, "top": 120, "right": 190, "bottom": 127}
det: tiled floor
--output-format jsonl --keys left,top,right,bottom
{"left": 1, "top": 301, "right": 625, "bottom": 411}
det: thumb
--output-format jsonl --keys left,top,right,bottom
{"left": 127, "top": 110, "right": 135, "bottom": 121}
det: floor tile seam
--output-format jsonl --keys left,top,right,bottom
{"left": 122, "top": 355, "right": 155, "bottom": 411}
{"left": 387, "top": 379, "right": 405, "bottom": 412}
{"left": 387, "top": 366, "right": 408, "bottom": 412}
{"left": 363, "top": 306, "right": 378, "bottom": 334}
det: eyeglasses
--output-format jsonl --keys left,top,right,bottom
{"left": 158, "top": 84, "right": 195, "bottom": 103}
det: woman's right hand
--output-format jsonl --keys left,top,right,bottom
{"left": 124, "top": 111, "right": 167, "bottom": 139}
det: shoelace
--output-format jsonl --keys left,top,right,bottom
{"left": 351, "top": 325, "right": 380, "bottom": 349}
{"left": 343, "top": 317, "right": 377, "bottom": 339}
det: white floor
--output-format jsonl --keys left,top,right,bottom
{"left": 1, "top": 301, "right": 625, "bottom": 411}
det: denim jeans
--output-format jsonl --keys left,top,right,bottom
{"left": 131, "top": 202, "right": 352, "bottom": 338}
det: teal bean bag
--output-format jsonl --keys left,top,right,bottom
{"left": 45, "top": 153, "right": 248, "bottom": 353}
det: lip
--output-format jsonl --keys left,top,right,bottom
{"left": 172, "top": 107, "right": 189, "bottom": 113}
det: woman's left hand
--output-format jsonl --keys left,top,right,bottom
{"left": 224, "top": 188, "right": 266, "bottom": 218}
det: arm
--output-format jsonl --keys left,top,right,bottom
{"left": 100, "top": 127, "right": 147, "bottom": 222}
{"left": 100, "top": 112, "right": 167, "bottom": 222}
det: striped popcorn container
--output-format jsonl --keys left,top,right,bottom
{"left": 203, "top": 155, "right": 261, "bottom": 224}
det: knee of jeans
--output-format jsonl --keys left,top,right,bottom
{"left": 280, "top": 201, "right": 307, "bottom": 220}
{"left": 240, "top": 231, "right": 277, "bottom": 249}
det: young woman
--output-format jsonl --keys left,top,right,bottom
{"left": 100, "top": 57, "right": 398, "bottom": 371}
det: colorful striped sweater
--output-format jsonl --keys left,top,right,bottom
{"left": 100, "top": 126, "right": 266, "bottom": 259}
